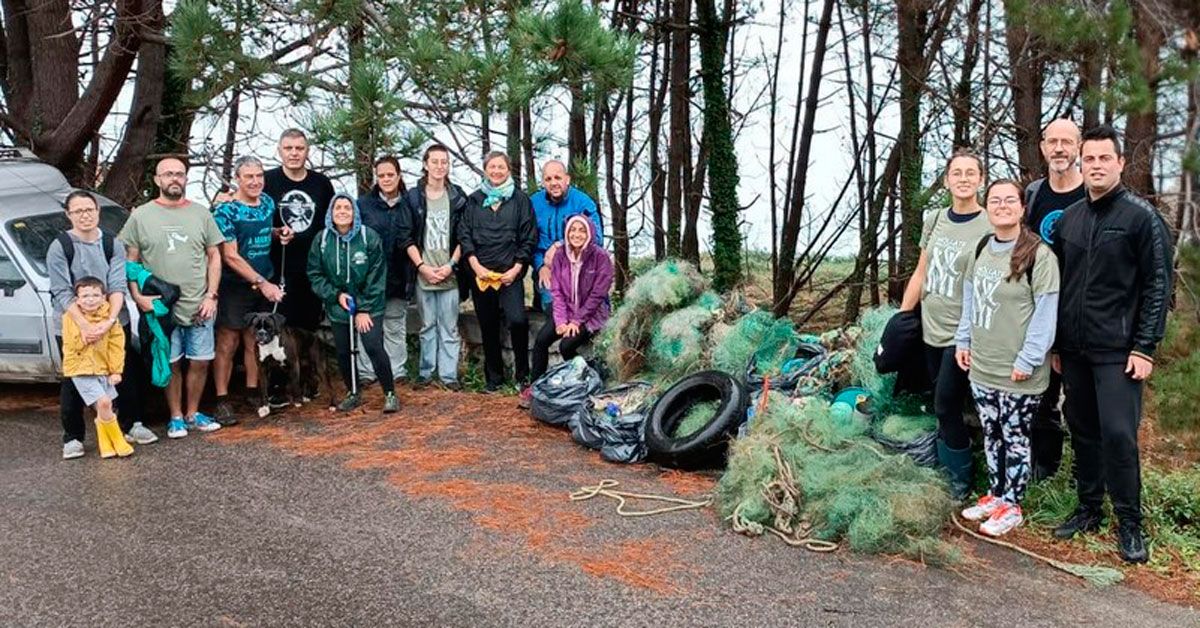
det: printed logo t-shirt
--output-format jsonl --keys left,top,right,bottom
{"left": 119, "top": 200, "right": 224, "bottom": 325}
{"left": 213, "top": 195, "right": 276, "bottom": 285}
{"left": 965, "top": 243, "right": 1060, "bottom": 394}
{"left": 919, "top": 207, "right": 993, "bottom": 347}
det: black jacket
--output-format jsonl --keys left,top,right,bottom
{"left": 400, "top": 182, "right": 470, "bottom": 301}
{"left": 458, "top": 188, "right": 537, "bottom": 273}
{"left": 1052, "top": 185, "right": 1173, "bottom": 362}
{"left": 356, "top": 187, "right": 408, "bottom": 299}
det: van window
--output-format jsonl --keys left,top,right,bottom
{"left": 5, "top": 205, "right": 128, "bottom": 276}
{"left": 0, "top": 244, "right": 24, "bottom": 283}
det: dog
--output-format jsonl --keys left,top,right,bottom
{"left": 245, "top": 312, "right": 333, "bottom": 417}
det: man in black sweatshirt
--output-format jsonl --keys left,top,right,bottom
{"left": 1050, "top": 125, "right": 1173, "bottom": 564}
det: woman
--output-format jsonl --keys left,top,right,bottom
{"left": 458, "top": 151, "right": 537, "bottom": 392}
{"left": 526, "top": 215, "right": 613, "bottom": 397}
{"left": 307, "top": 193, "right": 400, "bottom": 413}
{"left": 356, "top": 156, "right": 410, "bottom": 384}
{"left": 899, "top": 149, "right": 992, "bottom": 499}
{"left": 954, "top": 180, "right": 1059, "bottom": 536}
{"left": 400, "top": 144, "right": 469, "bottom": 390}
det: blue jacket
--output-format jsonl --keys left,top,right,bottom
{"left": 530, "top": 187, "right": 603, "bottom": 272}
{"left": 356, "top": 186, "right": 407, "bottom": 299}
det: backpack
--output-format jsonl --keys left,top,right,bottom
{"left": 56, "top": 232, "right": 115, "bottom": 283}
{"left": 974, "top": 235, "right": 1034, "bottom": 285}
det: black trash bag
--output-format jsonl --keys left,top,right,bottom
{"left": 531, "top": 357, "right": 603, "bottom": 427}
{"left": 873, "top": 430, "right": 939, "bottom": 467}
{"left": 568, "top": 382, "right": 654, "bottom": 463}
{"left": 744, "top": 342, "right": 825, "bottom": 394}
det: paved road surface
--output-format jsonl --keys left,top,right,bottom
{"left": 1, "top": 385, "right": 1195, "bottom": 627}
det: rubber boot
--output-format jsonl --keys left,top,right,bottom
{"left": 100, "top": 418, "right": 133, "bottom": 457}
{"left": 94, "top": 418, "right": 116, "bottom": 459}
{"left": 936, "top": 439, "right": 974, "bottom": 502}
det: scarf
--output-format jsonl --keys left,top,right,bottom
{"left": 480, "top": 177, "right": 515, "bottom": 211}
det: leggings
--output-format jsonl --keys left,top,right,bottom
{"left": 331, "top": 319, "right": 394, "bottom": 395}
{"left": 531, "top": 322, "right": 593, "bottom": 381}
{"left": 924, "top": 344, "right": 971, "bottom": 449}
{"left": 970, "top": 383, "right": 1041, "bottom": 505}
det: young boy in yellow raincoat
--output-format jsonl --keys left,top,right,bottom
{"left": 62, "top": 276, "right": 133, "bottom": 458}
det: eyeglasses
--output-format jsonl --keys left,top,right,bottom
{"left": 67, "top": 207, "right": 98, "bottom": 216}
{"left": 987, "top": 196, "right": 1021, "bottom": 207}
{"left": 156, "top": 171, "right": 186, "bottom": 179}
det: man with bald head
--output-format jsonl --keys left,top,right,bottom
{"left": 529, "top": 160, "right": 604, "bottom": 311}
{"left": 1023, "top": 118, "right": 1086, "bottom": 481}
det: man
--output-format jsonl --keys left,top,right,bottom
{"left": 265, "top": 128, "right": 335, "bottom": 335}
{"left": 1051, "top": 125, "right": 1173, "bottom": 564}
{"left": 1024, "top": 118, "right": 1087, "bottom": 481}
{"left": 212, "top": 156, "right": 292, "bottom": 425}
{"left": 529, "top": 160, "right": 603, "bottom": 310}
{"left": 121, "top": 157, "right": 226, "bottom": 439}
{"left": 48, "top": 190, "right": 157, "bottom": 458}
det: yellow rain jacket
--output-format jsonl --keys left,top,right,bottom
{"left": 62, "top": 303, "right": 125, "bottom": 377}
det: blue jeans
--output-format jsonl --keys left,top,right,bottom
{"left": 170, "top": 317, "right": 215, "bottom": 362}
{"left": 417, "top": 286, "right": 461, "bottom": 383}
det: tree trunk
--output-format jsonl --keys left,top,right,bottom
{"left": 101, "top": 0, "right": 166, "bottom": 207}
{"left": 507, "top": 109, "right": 523, "bottom": 189}
{"left": 891, "top": 0, "right": 927, "bottom": 302}
{"left": 667, "top": 0, "right": 691, "bottom": 259}
{"left": 1123, "top": 0, "right": 1163, "bottom": 197}
{"left": 952, "top": 0, "right": 985, "bottom": 149}
{"left": 694, "top": 0, "right": 740, "bottom": 290}
{"left": 568, "top": 81, "right": 588, "bottom": 173}
{"left": 521, "top": 104, "right": 536, "bottom": 187}
{"left": 1003, "top": 0, "right": 1045, "bottom": 181}
{"left": 649, "top": 0, "right": 669, "bottom": 259}
{"left": 1079, "top": 53, "right": 1102, "bottom": 130}
{"left": 773, "top": 0, "right": 835, "bottom": 316}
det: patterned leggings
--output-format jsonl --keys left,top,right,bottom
{"left": 970, "top": 383, "right": 1043, "bottom": 505}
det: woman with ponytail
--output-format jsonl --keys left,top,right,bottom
{"left": 953, "top": 179, "right": 1060, "bottom": 537}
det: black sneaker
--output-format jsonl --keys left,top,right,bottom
{"left": 442, "top": 381, "right": 463, "bottom": 392}
{"left": 1053, "top": 506, "right": 1103, "bottom": 540}
{"left": 214, "top": 399, "right": 239, "bottom": 427}
{"left": 336, "top": 393, "right": 363, "bottom": 412}
{"left": 268, "top": 394, "right": 290, "bottom": 410}
{"left": 1117, "top": 520, "right": 1149, "bottom": 564}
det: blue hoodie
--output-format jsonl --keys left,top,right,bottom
{"left": 306, "top": 193, "right": 387, "bottom": 323}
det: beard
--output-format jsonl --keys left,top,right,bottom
{"left": 162, "top": 184, "right": 184, "bottom": 200}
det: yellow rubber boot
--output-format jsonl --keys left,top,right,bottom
{"left": 94, "top": 418, "right": 116, "bottom": 459}
{"left": 102, "top": 419, "right": 133, "bottom": 457}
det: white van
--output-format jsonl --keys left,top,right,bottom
{"left": 0, "top": 148, "right": 129, "bottom": 382}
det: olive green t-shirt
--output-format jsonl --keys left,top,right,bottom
{"left": 965, "top": 243, "right": 1060, "bottom": 395}
{"left": 119, "top": 200, "right": 224, "bottom": 325}
{"left": 919, "top": 208, "right": 992, "bottom": 346}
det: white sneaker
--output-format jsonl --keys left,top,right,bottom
{"left": 167, "top": 417, "right": 188, "bottom": 439}
{"left": 961, "top": 495, "right": 1003, "bottom": 522}
{"left": 980, "top": 503, "right": 1024, "bottom": 537}
{"left": 125, "top": 422, "right": 159, "bottom": 445}
{"left": 63, "top": 439, "right": 84, "bottom": 460}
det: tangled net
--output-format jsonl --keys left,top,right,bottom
{"left": 717, "top": 393, "right": 959, "bottom": 564}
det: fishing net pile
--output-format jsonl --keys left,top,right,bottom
{"left": 716, "top": 392, "right": 958, "bottom": 564}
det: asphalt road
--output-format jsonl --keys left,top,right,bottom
{"left": 1, "top": 385, "right": 1195, "bottom": 627}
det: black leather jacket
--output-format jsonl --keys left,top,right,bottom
{"left": 1052, "top": 185, "right": 1174, "bottom": 362}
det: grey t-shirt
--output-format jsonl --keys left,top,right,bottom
{"left": 419, "top": 192, "right": 455, "bottom": 292}
{"left": 46, "top": 231, "right": 129, "bottom": 335}
{"left": 119, "top": 200, "right": 224, "bottom": 325}
{"left": 918, "top": 207, "right": 992, "bottom": 347}
{"left": 959, "top": 241, "right": 1060, "bottom": 395}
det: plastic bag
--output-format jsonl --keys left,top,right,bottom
{"left": 872, "top": 414, "right": 939, "bottom": 467}
{"left": 567, "top": 382, "right": 653, "bottom": 463}
{"left": 531, "top": 357, "right": 604, "bottom": 427}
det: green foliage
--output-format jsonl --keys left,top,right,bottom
{"left": 1151, "top": 244, "right": 1200, "bottom": 434}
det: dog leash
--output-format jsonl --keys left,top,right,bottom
{"left": 272, "top": 209, "right": 289, "bottom": 314}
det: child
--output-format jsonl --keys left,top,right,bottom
{"left": 954, "top": 179, "right": 1059, "bottom": 536}
{"left": 62, "top": 276, "right": 133, "bottom": 458}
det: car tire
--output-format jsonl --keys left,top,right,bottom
{"left": 644, "top": 370, "right": 748, "bottom": 469}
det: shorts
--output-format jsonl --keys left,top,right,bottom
{"left": 170, "top": 317, "right": 215, "bottom": 362}
{"left": 216, "top": 281, "right": 269, "bottom": 330}
{"left": 72, "top": 375, "right": 118, "bottom": 406}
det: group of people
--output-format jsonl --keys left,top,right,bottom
{"left": 51, "top": 129, "right": 613, "bottom": 457}
{"left": 901, "top": 121, "right": 1173, "bottom": 563}
{"left": 51, "top": 120, "right": 1172, "bottom": 565}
